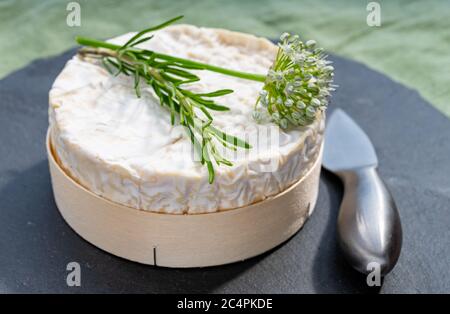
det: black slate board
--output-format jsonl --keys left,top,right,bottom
{"left": 0, "top": 48, "right": 449, "bottom": 294}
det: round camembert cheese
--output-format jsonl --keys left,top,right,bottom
{"left": 49, "top": 25, "right": 324, "bottom": 214}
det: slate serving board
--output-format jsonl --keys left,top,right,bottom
{"left": 0, "top": 48, "right": 449, "bottom": 294}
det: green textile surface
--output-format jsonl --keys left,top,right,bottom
{"left": 1, "top": 0, "right": 449, "bottom": 116}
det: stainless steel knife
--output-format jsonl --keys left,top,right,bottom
{"left": 322, "top": 109, "right": 402, "bottom": 276}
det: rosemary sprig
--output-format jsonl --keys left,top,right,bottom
{"left": 77, "top": 16, "right": 251, "bottom": 183}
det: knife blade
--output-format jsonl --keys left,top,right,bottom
{"left": 322, "top": 109, "right": 402, "bottom": 276}
{"left": 323, "top": 109, "right": 377, "bottom": 172}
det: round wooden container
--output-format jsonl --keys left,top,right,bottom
{"left": 47, "top": 129, "right": 322, "bottom": 267}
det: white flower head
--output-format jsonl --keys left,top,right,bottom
{"left": 285, "top": 68, "right": 295, "bottom": 76}
{"left": 279, "top": 43, "right": 293, "bottom": 55}
{"left": 308, "top": 82, "right": 316, "bottom": 89}
{"left": 284, "top": 83, "right": 295, "bottom": 96}
{"left": 252, "top": 110, "right": 263, "bottom": 122}
{"left": 319, "top": 89, "right": 330, "bottom": 97}
{"left": 285, "top": 98, "right": 294, "bottom": 107}
{"left": 260, "top": 95, "right": 269, "bottom": 107}
{"left": 292, "top": 52, "right": 305, "bottom": 65}
{"left": 323, "top": 65, "right": 334, "bottom": 73}
{"left": 280, "top": 32, "right": 290, "bottom": 41}
{"left": 298, "top": 88, "right": 308, "bottom": 95}
{"left": 261, "top": 31, "right": 335, "bottom": 129}
{"left": 287, "top": 34, "right": 300, "bottom": 45}
{"left": 271, "top": 112, "right": 280, "bottom": 121}
{"left": 311, "top": 98, "right": 321, "bottom": 107}
{"left": 292, "top": 111, "right": 301, "bottom": 119}
{"left": 268, "top": 70, "right": 284, "bottom": 83}
{"left": 293, "top": 77, "right": 303, "bottom": 86}
{"left": 296, "top": 100, "right": 306, "bottom": 109}
{"left": 306, "top": 40, "right": 316, "bottom": 48}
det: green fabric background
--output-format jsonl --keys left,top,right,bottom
{"left": 1, "top": 0, "right": 449, "bottom": 116}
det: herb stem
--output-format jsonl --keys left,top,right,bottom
{"left": 76, "top": 36, "right": 266, "bottom": 82}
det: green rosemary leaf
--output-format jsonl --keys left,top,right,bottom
{"left": 141, "top": 61, "right": 148, "bottom": 76}
{"left": 134, "top": 68, "right": 141, "bottom": 98}
{"left": 181, "top": 91, "right": 230, "bottom": 111}
{"left": 121, "top": 62, "right": 134, "bottom": 75}
{"left": 197, "top": 89, "right": 234, "bottom": 97}
{"left": 160, "top": 92, "right": 180, "bottom": 125}
{"left": 202, "top": 119, "right": 213, "bottom": 131}
{"left": 130, "top": 35, "right": 154, "bottom": 47}
{"left": 218, "top": 157, "right": 233, "bottom": 167}
{"left": 214, "top": 135, "right": 238, "bottom": 151}
{"left": 122, "top": 15, "right": 183, "bottom": 49}
{"left": 199, "top": 106, "right": 213, "bottom": 121}
{"left": 200, "top": 102, "right": 230, "bottom": 111}
{"left": 175, "top": 77, "right": 201, "bottom": 86}
{"left": 210, "top": 127, "right": 252, "bottom": 149}
{"left": 152, "top": 61, "right": 171, "bottom": 68}
{"left": 160, "top": 72, "right": 183, "bottom": 84}
{"left": 151, "top": 81, "right": 163, "bottom": 102}
{"left": 103, "top": 57, "right": 123, "bottom": 76}
{"left": 115, "top": 60, "right": 125, "bottom": 76}
{"left": 102, "top": 57, "right": 117, "bottom": 75}
{"left": 165, "top": 67, "right": 199, "bottom": 80}
{"left": 210, "top": 145, "right": 233, "bottom": 167}
{"left": 156, "top": 92, "right": 181, "bottom": 124}
{"left": 168, "top": 96, "right": 176, "bottom": 125}
{"left": 179, "top": 108, "right": 185, "bottom": 125}
{"left": 206, "top": 161, "right": 214, "bottom": 184}
{"left": 186, "top": 125, "right": 203, "bottom": 164}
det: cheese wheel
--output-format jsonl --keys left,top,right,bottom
{"left": 49, "top": 25, "right": 324, "bottom": 214}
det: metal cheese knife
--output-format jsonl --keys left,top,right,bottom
{"left": 322, "top": 109, "right": 402, "bottom": 276}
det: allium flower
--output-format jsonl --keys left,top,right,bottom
{"left": 254, "top": 32, "right": 335, "bottom": 129}
{"left": 279, "top": 118, "right": 288, "bottom": 129}
{"left": 285, "top": 98, "right": 294, "bottom": 107}
{"left": 252, "top": 110, "right": 263, "bottom": 122}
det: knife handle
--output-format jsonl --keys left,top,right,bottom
{"left": 336, "top": 167, "right": 402, "bottom": 275}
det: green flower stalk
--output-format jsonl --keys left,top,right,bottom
{"left": 75, "top": 16, "right": 335, "bottom": 182}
